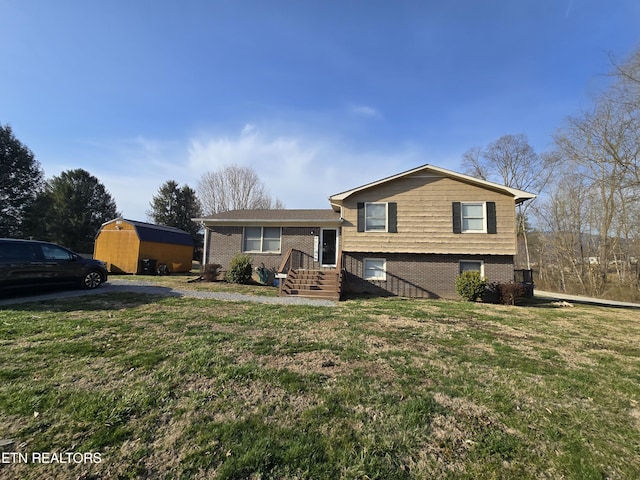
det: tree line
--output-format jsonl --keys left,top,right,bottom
{"left": 1, "top": 123, "right": 282, "bottom": 252}
{"left": 532, "top": 48, "right": 640, "bottom": 300}
{"left": 0, "top": 125, "right": 120, "bottom": 253}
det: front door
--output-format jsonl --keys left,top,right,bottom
{"left": 320, "top": 229, "right": 337, "bottom": 266}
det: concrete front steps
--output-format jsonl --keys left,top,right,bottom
{"left": 281, "top": 269, "right": 341, "bottom": 301}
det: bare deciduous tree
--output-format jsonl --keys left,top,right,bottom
{"left": 535, "top": 171, "right": 594, "bottom": 293}
{"left": 534, "top": 46, "right": 640, "bottom": 298}
{"left": 553, "top": 92, "right": 639, "bottom": 293}
{"left": 462, "top": 134, "right": 558, "bottom": 206}
{"left": 461, "top": 134, "right": 558, "bottom": 268}
{"left": 197, "top": 165, "right": 284, "bottom": 215}
{"left": 511, "top": 47, "right": 640, "bottom": 300}
{"left": 611, "top": 48, "right": 640, "bottom": 106}
{"left": 610, "top": 50, "right": 640, "bottom": 187}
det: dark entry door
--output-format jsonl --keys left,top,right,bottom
{"left": 320, "top": 229, "right": 337, "bottom": 266}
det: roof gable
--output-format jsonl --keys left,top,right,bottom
{"left": 329, "top": 164, "right": 536, "bottom": 204}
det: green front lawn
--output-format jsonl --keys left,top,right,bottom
{"left": 1, "top": 288, "right": 638, "bottom": 479}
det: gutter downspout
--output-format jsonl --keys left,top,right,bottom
{"left": 201, "top": 223, "right": 209, "bottom": 269}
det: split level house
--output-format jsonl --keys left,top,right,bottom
{"left": 193, "top": 164, "right": 536, "bottom": 300}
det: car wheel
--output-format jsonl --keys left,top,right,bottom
{"left": 82, "top": 270, "right": 103, "bottom": 289}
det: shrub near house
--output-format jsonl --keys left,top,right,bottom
{"left": 225, "top": 253, "right": 253, "bottom": 284}
{"left": 455, "top": 271, "right": 487, "bottom": 302}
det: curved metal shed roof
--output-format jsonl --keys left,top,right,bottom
{"left": 101, "top": 219, "right": 194, "bottom": 246}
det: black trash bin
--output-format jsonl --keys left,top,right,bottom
{"left": 139, "top": 258, "right": 157, "bottom": 275}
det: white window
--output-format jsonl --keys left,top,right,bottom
{"left": 262, "top": 227, "right": 281, "bottom": 252}
{"left": 364, "top": 258, "right": 386, "bottom": 281}
{"left": 365, "top": 203, "right": 387, "bottom": 232}
{"left": 243, "top": 227, "right": 281, "bottom": 253}
{"left": 459, "top": 260, "right": 484, "bottom": 277}
{"left": 461, "top": 203, "right": 486, "bottom": 233}
{"left": 243, "top": 227, "right": 262, "bottom": 252}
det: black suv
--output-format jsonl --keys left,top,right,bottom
{"left": 0, "top": 239, "right": 108, "bottom": 292}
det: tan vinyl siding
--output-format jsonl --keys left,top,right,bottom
{"left": 340, "top": 172, "right": 517, "bottom": 255}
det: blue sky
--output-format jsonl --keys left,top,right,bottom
{"left": 2, "top": 1, "right": 639, "bottom": 220}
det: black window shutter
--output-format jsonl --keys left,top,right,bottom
{"left": 452, "top": 202, "right": 461, "bottom": 234}
{"left": 487, "top": 202, "right": 497, "bottom": 234}
{"left": 357, "top": 202, "right": 365, "bottom": 232}
{"left": 388, "top": 202, "right": 397, "bottom": 233}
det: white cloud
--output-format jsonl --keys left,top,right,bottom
{"left": 186, "top": 124, "right": 425, "bottom": 209}
{"left": 187, "top": 126, "right": 323, "bottom": 207}
{"left": 348, "top": 103, "right": 382, "bottom": 119}
{"left": 565, "top": 0, "right": 573, "bottom": 17}
{"left": 72, "top": 124, "right": 430, "bottom": 221}
{"left": 187, "top": 127, "right": 316, "bottom": 172}
{"left": 241, "top": 123, "right": 257, "bottom": 137}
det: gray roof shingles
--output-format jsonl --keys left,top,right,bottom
{"left": 196, "top": 209, "right": 340, "bottom": 223}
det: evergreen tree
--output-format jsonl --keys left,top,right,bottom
{"left": 37, "top": 169, "right": 120, "bottom": 252}
{"left": 147, "top": 180, "right": 202, "bottom": 238}
{"left": 0, "top": 123, "right": 45, "bottom": 237}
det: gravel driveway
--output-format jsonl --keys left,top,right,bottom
{"left": 4, "top": 282, "right": 638, "bottom": 309}
{"left": 0, "top": 279, "right": 337, "bottom": 307}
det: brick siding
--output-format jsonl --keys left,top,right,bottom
{"left": 342, "top": 252, "right": 514, "bottom": 299}
{"left": 206, "top": 226, "right": 326, "bottom": 273}
{"left": 207, "top": 226, "right": 515, "bottom": 299}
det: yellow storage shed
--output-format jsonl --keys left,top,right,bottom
{"left": 94, "top": 218, "right": 194, "bottom": 274}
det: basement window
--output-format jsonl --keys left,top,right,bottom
{"left": 364, "top": 258, "right": 387, "bottom": 281}
{"left": 459, "top": 260, "right": 484, "bottom": 277}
